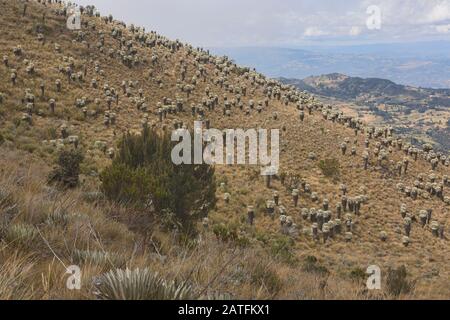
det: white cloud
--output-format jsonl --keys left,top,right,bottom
{"left": 436, "top": 24, "right": 450, "bottom": 32}
{"left": 72, "top": 0, "right": 450, "bottom": 46}
{"left": 303, "top": 27, "right": 329, "bottom": 37}
{"left": 349, "top": 26, "right": 363, "bottom": 36}
{"left": 426, "top": 2, "right": 450, "bottom": 23}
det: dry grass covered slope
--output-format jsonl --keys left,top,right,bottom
{"left": 0, "top": 0, "right": 448, "bottom": 299}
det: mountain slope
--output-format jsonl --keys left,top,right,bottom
{"left": 0, "top": 0, "right": 449, "bottom": 300}
{"left": 281, "top": 74, "right": 450, "bottom": 152}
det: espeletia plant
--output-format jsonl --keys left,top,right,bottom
{"left": 93, "top": 268, "right": 195, "bottom": 300}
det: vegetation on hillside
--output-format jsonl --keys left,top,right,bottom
{"left": 100, "top": 127, "right": 216, "bottom": 233}
{"left": 0, "top": 0, "right": 447, "bottom": 300}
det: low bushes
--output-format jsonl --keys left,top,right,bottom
{"left": 101, "top": 127, "right": 216, "bottom": 233}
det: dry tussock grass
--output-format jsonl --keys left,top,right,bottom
{"left": 0, "top": 149, "right": 445, "bottom": 299}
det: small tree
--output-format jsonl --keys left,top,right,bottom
{"left": 318, "top": 158, "right": 340, "bottom": 181}
{"left": 101, "top": 127, "right": 216, "bottom": 233}
{"left": 48, "top": 149, "right": 84, "bottom": 188}
{"left": 386, "top": 265, "right": 415, "bottom": 297}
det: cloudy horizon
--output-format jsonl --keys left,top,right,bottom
{"left": 71, "top": 0, "right": 450, "bottom": 47}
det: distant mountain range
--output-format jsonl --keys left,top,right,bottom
{"left": 280, "top": 73, "right": 450, "bottom": 110}
{"left": 210, "top": 43, "right": 450, "bottom": 149}
{"left": 280, "top": 73, "right": 450, "bottom": 152}
{"left": 210, "top": 43, "right": 450, "bottom": 89}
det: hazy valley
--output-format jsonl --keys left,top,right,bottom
{"left": 280, "top": 74, "right": 450, "bottom": 152}
{"left": 210, "top": 45, "right": 450, "bottom": 89}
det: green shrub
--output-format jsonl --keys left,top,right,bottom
{"left": 13, "top": 118, "right": 22, "bottom": 128}
{"left": 212, "top": 223, "right": 238, "bottom": 242}
{"left": 100, "top": 127, "right": 216, "bottom": 234}
{"left": 48, "top": 149, "right": 84, "bottom": 188}
{"left": 250, "top": 263, "right": 282, "bottom": 297}
{"left": 212, "top": 222, "right": 250, "bottom": 247}
{"left": 386, "top": 265, "right": 415, "bottom": 297}
{"left": 46, "top": 127, "right": 58, "bottom": 140}
{"left": 349, "top": 267, "right": 367, "bottom": 282}
{"left": 160, "top": 209, "right": 182, "bottom": 232}
{"left": 302, "top": 256, "right": 329, "bottom": 275}
{"left": 269, "top": 235, "right": 297, "bottom": 265}
{"left": 254, "top": 196, "right": 266, "bottom": 214}
{"left": 318, "top": 158, "right": 340, "bottom": 180}
{"left": 20, "top": 143, "right": 37, "bottom": 154}
{"left": 255, "top": 231, "right": 271, "bottom": 245}
{"left": 0, "top": 132, "right": 4, "bottom": 145}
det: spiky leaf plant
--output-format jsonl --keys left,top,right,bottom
{"left": 73, "top": 250, "right": 126, "bottom": 268}
{"left": 93, "top": 268, "right": 195, "bottom": 300}
{"left": 5, "top": 224, "right": 38, "bottom": 246}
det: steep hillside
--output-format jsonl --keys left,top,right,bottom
{"left": 0, "top": 0, "right": 449, "bottom": 300}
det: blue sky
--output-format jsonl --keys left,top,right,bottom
{"left": 72, "top": 0, "right": 450, "bottom": 47}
